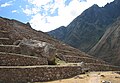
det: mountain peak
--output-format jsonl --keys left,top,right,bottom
{"left": 89, "top": 4, "right": 100, "bottom": 11}
{"left": 81, "top": 4, "right": 100, "bottom": 15}
{"left": 91, "top": 4, "right": 99, "bottom": 8}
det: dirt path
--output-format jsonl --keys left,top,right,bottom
{"left": 35, "top": 71, "right": 120, "bottom": 83}
{"left": 88, "top": 73, "right": 100, "bottom": 83}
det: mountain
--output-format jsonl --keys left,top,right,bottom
{"left": 48, "top": 26, "right": 67, "bottom": 40}
{"left": 89, "top": 17, "right": 120, "bottom": 66}
{"left": 48, "top": 0, "right": 120, "bottom": 52}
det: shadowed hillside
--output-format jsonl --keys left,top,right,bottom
{"left": 89, "top": 17, "right": 120, "bottom": 66}
{"left": 48, "top": 0, "right": 120, "bottom": 52}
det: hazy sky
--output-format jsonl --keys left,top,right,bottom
{"left": 0, "top": 0, "right": 114, "bottom": 32}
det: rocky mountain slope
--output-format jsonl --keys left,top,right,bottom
{"left": 48, "top": 26, "right": 67, "bottom": 40}
{"left": 89, "top": 17, "right": 120, "bottom": 66}
{"left": 48, "top": 0, "right": 120, "bottom": 52}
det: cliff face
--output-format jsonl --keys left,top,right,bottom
{"left": 48, "top": 0, "right": 120, "bottom": 52}
{"left": 89, "top": 18, "right": 120, "bottom": 66}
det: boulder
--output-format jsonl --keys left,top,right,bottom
{"left": 14, "top": 38, "right": 57, "bottom": 64}
{"left": 79, "top": 62, "right": 89, "bottom": 73}
{"left": 101, "top": 80, "right": 112, "bottom": 83}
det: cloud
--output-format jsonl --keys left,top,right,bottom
{"left": 0, "top": 1, "right": 13, "bottom": 7}
{"left": 79, "top": 0, "right": 87, "bottom": 2}
{"left": 24, "top": 0, "right": 114, "bottom": 32}
{"left": 28, "top": 0, "right": 90, "bottom": 32}
{"left": 27, "top": 0, "right": 52, "bottom": 7}
{"left": 12, "top": 10, "right": 19, "bottom": 13}
{"left": 29, "top": 14, "right": 50, "bottom": 31}
{"left": 86, "top": 0, "right": 114, "bottom": 7}
{"left": 22, "top": 6, "right": 40, "bottom": 16}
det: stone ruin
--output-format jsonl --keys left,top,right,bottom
{"left": 14, "top": 38, "right": 57, "bottom": 65}
{"left": 0, "top": 17, "right": 120, "bottom": 82}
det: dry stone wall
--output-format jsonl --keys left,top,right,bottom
{"left": 0, "top": 66, "right": 82, "bottom": 82}
{"left": 0, "top": 31, "right": 9, "bottom": 38}
{"left": 59, "top": 55, "right": 106, "bottom": 64}
{"left": 0, "top": 52, "right": 48, "bottom": 66}
{"left": 0, "top": 63, "right": 119, "bottom": 83}
{"left": 0, "top": 38, "right": 13, "bottom": 45}
{"left": 0, "top": 45, "right": 20, "bottom": 54}
{"left": 86, "top": 63, "right": 120, "bottom": 71}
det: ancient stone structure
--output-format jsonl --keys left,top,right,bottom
{"left": 0, "top": 17, "right": 120, "bottom": 83}
{"left": 0, "top": 66, "right": 82, "bottom": 82}
{"left": 0, "top": 52, "right": 47, "bottom": 66}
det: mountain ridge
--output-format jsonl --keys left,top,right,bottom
{"left": 47, "top": 0, "right": 120, "bottom": 66}
{"left": 48, "top": 0, "right": 120, "bottom": 52}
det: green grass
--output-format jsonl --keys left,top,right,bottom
{"left": 55, "top": 57, "right": 66, "bottom": 65}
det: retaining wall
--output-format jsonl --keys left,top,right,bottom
{"left": 0, "top": 66, "right": 82, "bottom": 82}
{"left": 61, "top": 55, "right": 106, "bottom": 64}
{"left": 0, "top": 45, "right": 20, "bottom": 54}
{"left": 0, "top": 64, "right": 119, "bottom": 83}
{"left": 0, "top": 31, "right": 9, "bottom": 38}
{"left": 0, "top": 52, "right": 48, "bottom": 66}
{"left": 0, "top": 38, "right": 13, "bottom": 45}
{"left": 86, "top": 63, "right": 120, "bottom": 71}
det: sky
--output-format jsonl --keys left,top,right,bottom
{"left": 0, "top": 0, "right": 114, "bottom": 32}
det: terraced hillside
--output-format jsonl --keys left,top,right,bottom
{"left": 0, "top": 17, "right": 119, "bottom": 82}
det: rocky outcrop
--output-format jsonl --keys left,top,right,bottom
{"left": 17, "top": 39, "right": 56, "bottom": 65}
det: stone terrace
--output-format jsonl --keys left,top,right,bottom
{"left": 62, "top": 55, "right": 107, "bottom": 64}
{"left": 0, "top": 29, "right": 48, "bottom": 66}
{"left": 0, "top": 64, "right": 120, "bottom": 82}
{"left": 0, "top": 17, "right": 120, "bottom": 82}
{"left": 0, "top": 65, "right": 82, "bottom": 82}
{"left": 0, "top": 52, "right": 47, "bottom": 66}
